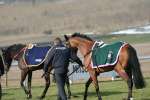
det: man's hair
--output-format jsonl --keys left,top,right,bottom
{"left": 54, "top": 37, "right": 62, "bottom": 44}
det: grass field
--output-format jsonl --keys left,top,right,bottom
{"left": 2, "top": 78, "right": 150, "bottom": 100}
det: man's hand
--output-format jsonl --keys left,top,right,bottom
{"left": 81, "top": 65, "right": 87, "bottom": 72}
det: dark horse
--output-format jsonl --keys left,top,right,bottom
{"left": 1, "top": 44, "right": 71, "bottom": 99}
{"left": 0, "top": 49, "right": 6, "bottom": 100}
{"left": 64, "top": 33, "right": 145, "bottom": 100}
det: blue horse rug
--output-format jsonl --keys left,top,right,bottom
{"left": 24, "top": 46, "right": 51, "bottom": 66}
{"left": 91, "top": 41, "right": 127, "bottom": 68}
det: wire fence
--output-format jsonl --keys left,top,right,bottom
{"left": 1, "top": 56, "right": 150, "bottom": 88}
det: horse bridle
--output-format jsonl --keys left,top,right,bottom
{"left": 13, "top": 47, "right": 27, "bottom": 60}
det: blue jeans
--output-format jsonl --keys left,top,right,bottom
{"left": 55, "top": 73, "right": 67, "bottom": 100}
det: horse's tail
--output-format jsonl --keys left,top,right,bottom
{"left": 128, "top": 45, "right": 145, "bottom": 89}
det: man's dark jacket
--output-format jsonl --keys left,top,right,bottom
{"left": 44, "top": 44, "right": 82, "bottom": 74}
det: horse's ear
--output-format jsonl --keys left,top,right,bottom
{"left": 64, "top": 35, "right": 69, "bottom": 41}
{"left": 1, "top": 47, "right": 6, "bottom": 52}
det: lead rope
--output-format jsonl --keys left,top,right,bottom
{"left": 68, "top": 65, "right": 81, "bottom": 77}
{"left": 13, "top": 47, "right": 27, "bottom": 60}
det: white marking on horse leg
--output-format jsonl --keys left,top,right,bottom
{"left": 130, "top": 97, "right": 133, "bottom": 100}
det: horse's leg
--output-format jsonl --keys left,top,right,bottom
{"left": 94, "top": 78, "right": 102, "bottom": 100}
{"left": 90, "top": 71, "right": 102, "bottom": 100}
{"left": 40, "top": 65, "right": 53, "bottom": 99}
{"left": 66, "top": 76, "right": 71, "bottom": 99}
{"left": 20, "top": 70, "right": 29, "bottom": 98}
{"left": 18, "top": 58, "right": 30, "bottom": 98}
{"left": 0, "top": 77, "right": 2, "bottom": 100}
{"left": 40, "top": 73, "right": 50, "bottom": 99}
{"left": 84, "top": 77, "right": 92, "bottom": 100}
{"left": 126, "top": 69, "right": 133, "bottom": 100}
{"left": 115, "top": 62, "right": 130, "bottom": 100}
{"left": 27, "top": 71, "right": 32, "bottom": 98}
{"left": 0, "top": 84, "right": 1, "bottom": 100}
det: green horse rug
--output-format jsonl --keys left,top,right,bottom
{"left": 91, "top": 41, "right": 127, "bottom": 68}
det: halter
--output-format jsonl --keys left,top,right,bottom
{"left": 13, "top": 47, "right": 27, "bottom": 59}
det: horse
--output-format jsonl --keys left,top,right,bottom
{"left": 0, "top": 49, "right": 7, "bottom": 100}
{"left": 64, "top": 33, "right": 145, "bottom": 100}
{"left": 1, "top": 43, "right": 72, "bottom": 99}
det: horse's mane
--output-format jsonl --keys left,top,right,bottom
{"left": 7, "top": 44, "right": 26, "bottom": 52}
{"left": 71, "top": 33, "right": 93, "bottom": 41}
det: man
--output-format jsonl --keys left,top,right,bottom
{"left": 43, "top": 37, "right": 83, "bottom": 100}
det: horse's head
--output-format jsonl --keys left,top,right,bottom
{"left": 64, "top": 32, "right": 94, "bottom": 48}
{"left": 1, "top": 44, "right": 26, "bottom": 71}
{"left": 64, "top": 33, "right": 94, "bottom": 57}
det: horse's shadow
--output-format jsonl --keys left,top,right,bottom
{"left": 71, "top": 90, "right": 127, "bottom": 98}
{"left": 2, "top": 92, "right": 13, "bottom": 96}
{"left": 140, "top": 99, "right": 150, "bottom": 100}
{"left": 1, "top": 92, "right": 15, "bottom": 100}
{"left": 39, "top": 90, "right": 150, "bottom": 100}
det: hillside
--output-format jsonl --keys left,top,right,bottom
{"left": 0, "top": 0, "right": 150, "bottom": 36}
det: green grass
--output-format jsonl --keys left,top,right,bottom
{"left": 2, "top": 78, "right": 150, "bottom": 100}
{"left": 91, "top": 34, "right": 150, "bottom": 44}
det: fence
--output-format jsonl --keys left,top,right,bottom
{"left": 68, "top": 55, "right": 150, "bottom": 83}
{"left": 1, "top": 55, "right": 150, "bottom": 88}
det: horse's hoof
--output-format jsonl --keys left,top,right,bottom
{"left": 122, "top": 98, "right": 127, "bottom": 100}
{"left": 27, "top": 95, "right": 32, "bottom": 99}
{"left": 98, "top": 97, "right": 102, "bottom": 100}
{"left": 38, "top": 95, "right": 45, "bottom": 99}
{"left": 67, "top": 96, "right": 71, "bottom": 99}
{"left": 83, "top": 98, "right": 87, "bottom": 100}
{"left": 68, "top": 94, "right": 71, "bottom": 99}
{"left": 123, "top": 97, "right": 133, "bottom": 100}
{"left": 128, "top": 97, "right": 133, "bottom": 100}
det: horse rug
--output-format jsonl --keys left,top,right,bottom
{"left": 24, "top": 46, "right": 51, "bottom": 66}
{"left": 91, "top": 41, "right": 127, "bottom": 68}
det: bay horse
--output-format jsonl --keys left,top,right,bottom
{"left": 64, "top": 33, "right": 145, "bottom": 100}
{"left": 1, "top": 44, "right": 71, "bottom": 99}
